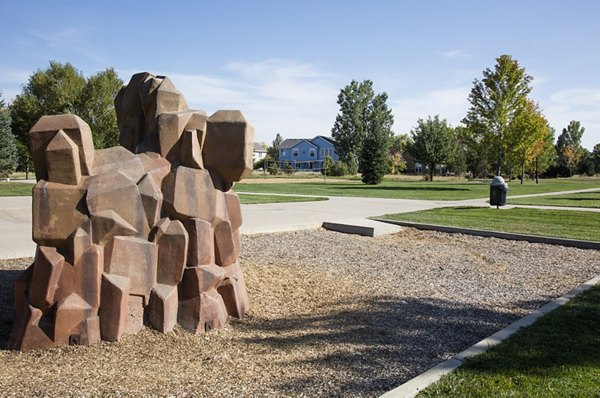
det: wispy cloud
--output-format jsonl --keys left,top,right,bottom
{"left": 159, "top": 59, "right": 340, "bottom": 143}
{"left": 543, "top": 88, "right": 600, "bottom": 149}
{"left": 390, "top": 87, "right": 471, "bottom": 134}
{"left": 440, "top": 50, "right": 472, "bottom": 59}
{"left": 0, "top": 69, "right": 31, "bottom": 101}
{"left": 28, "top": 27, "right": 83, "bottom": 49}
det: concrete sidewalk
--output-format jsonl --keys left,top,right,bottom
{"left": 0, "top": 194, "right": 464, "bottom": 259}
{"left": 1, "top": 186, "right": 599, "bottom": 259}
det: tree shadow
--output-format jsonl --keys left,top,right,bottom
{"left": 548, "top": 197, "right": 600, "bottom": 202}
{"left": 0, "top": 269, "right": 21, "bottom": 349}
{"left": 334, "top": 186, "right": 471, "bottom": 192}
{"left": 238, "top": 295, "right": 523, "bottom": 396}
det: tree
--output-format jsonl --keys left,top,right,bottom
{"left": 10, "top": 62, "right": 125, "bottom": 172}
{"left": 447, "top": 131, "right": 468, "bottom": 177}
{"left": 74, "top": 68, "right": 123, "bottom": 148}
{"left": 463, "top": 54, "right": 533, "bottom": 176}
{"left": 359, "top": 93, "right": 394, "bottom": 184}
{"left": 0, "top": 94, "right": 18, "bottom": 178}
{"left": 577, "top": 150, "right": 595, "bottom": 176}
{"left": 591, "top": 143, "right": 600, "bottom": 171}
{"left": 505, "top": 100, "right": 550, "bottom": 183}
{"left": 331, "top": 80, "right": 377, "bottom": 172}
{"left": 530, "top": 125, "right": 556, "bottom": 183}
{"left": 321, "top": 155, "right": 334, "bottom": 176}
{"left": 388, "top": 133, "right": 409, "bottom": 174}
{"left": 409, "top": 115, "right": 454, "bottom": 182}
{"left": 267, "top": 133, "right": 283, "bottom": 161}
{"left": 556, "top": 120, "right": 585, "bottom": 176}
{"left": 11, "top": 62, "right": 86, "bottom": 151}
{"left": 561, "top": 145, "right": 580, "bottom": 177}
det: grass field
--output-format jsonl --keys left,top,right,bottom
{"left": 509, "top": 190, "right": 600, "bottom": 208}
{"left": 378, "top": 206, "right": 600, "bottom": 241}
{"left": 236, "top": 178, "right": 600, "bottom": 201}
{"left": 419, "top": 283, "right": 600, "bottom": 397}
{"left": 0, "top": 182, "right": 327, "bottom": 205}
{"left": 0, "top": 182, "right": 34, "bottom": 196}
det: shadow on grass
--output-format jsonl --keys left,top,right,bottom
{"left": 238, "top": 295, "right": 522, "bottom": 396}
{"left": 462, "top": 286, "right": 600, "bottom": 374}
{"left": 548, "top": 197, "right": 600, "bottom": 202}
{"left": 334, "top": 186, "right": 471, "bottom": 192}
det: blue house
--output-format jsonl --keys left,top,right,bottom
{"left": 279, "top": 136, "right": 339, "bottom": 171}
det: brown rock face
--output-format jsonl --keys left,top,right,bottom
{"left": 10, "top": 72, "right": 252, "bottom": 351}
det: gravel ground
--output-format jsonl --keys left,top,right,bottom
{"left": 1, "top": 228, "right": 599, "bottom": 397}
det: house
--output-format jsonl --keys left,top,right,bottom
{"left": 253, "top": 142, "right": 267, "bottom": 164}
{"left": 279, "top": 136, "right": 339, "bottom": 171}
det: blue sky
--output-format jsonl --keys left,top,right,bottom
{"left": 1, "top": 1, "right": 599, "bottom": 149}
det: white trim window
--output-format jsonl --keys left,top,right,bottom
{"left": 293, "top": 149, "right": 299, "bottom": 157}
{"left": 309, "top": 149, "right": 316, "bottom": 158}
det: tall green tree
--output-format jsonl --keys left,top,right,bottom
{"left": 74, "top": 68, "right": 123, "bottom": 148}
{"left": 447, "top": 128, "right": 468, "bottom": 177}
{"left": 387, "top": 133, "right": 410, "bottom": 174}
{"left": 267, "top": 133, "right": 283, "bottom": 161}
{"left": 409, "top": 115, "right": 454, "bottom": 182}
{"left": 11, "top": 62, "right": 86, "bottom": 150}
{"left": 10, "top": 62, "right": 124, "bottom": 171}
{"left": 359, "top": 93, "right": 394, "bottom": 184}
{"left": 591, "top": 143, "right": 600, "bottom": 172}
{"left": 556, "top": 120, "right": 585, "bottom": 176}
{"left": 0, "top": 94, "right": 18, "bottom": 178}
{"left": 505, "top": 99, "right": 550, "bottom": 183}
{"left": 331, "top": 79, "right": 377, "bottom": 172}
{"left": 463, "top": 54, "right": 533, "bottom": 176}
{"left": 529, "top": 125, "right": 556, "bottom": 183}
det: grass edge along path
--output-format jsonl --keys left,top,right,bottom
{"left": 508, "top": 190, "right": 600, "bottom": 209}
{"left": 418, "top": 282, "right": 600, "bottom": 397}
{"left": 378, "top": 206, "right": 600, "bottom": 242}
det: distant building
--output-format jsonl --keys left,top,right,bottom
{"left": 253, "top": 142, "right": 267, "bottom": 164}
{"left": 279, "top": 136, "right": 339, "bottom": 171}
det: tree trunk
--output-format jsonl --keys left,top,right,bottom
{"left": 429, "top": 164, "right": 434, "bottom": 181}
{"left": 535, "top": 157, "right": 539, "bottom": 184}
{"left": 496, "top": 136, "right": 503, "bottom": 176}
{"left": 521, "top": 160, "right": 525, "bottom": 184}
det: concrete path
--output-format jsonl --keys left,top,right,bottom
{"left": 1, "top": 187, "right": 599, "bottom": 259}
{"left": 0, "top": 196, "right": 34, "bottom": 259}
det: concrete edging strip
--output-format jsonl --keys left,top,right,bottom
{"left": 380, "top": 276, "right": 600, "bottom": 398}
{"left": 373, "top": 219, "right": 600, "bottom": 250}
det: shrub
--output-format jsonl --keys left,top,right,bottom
{"left": 321, "top": 156, "right": 334, "bottom": 176}
{"left": 268, "top": 163, "right": 279, "bottom": 175}
{"left": 331, "top": 160, "right": 349, "bottom": 176}
{"left": 283, "top": 162, "right": 296, "bottom": 175}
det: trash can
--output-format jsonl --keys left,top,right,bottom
{"left": 490, "top": 176, "right": 509, "bottom": 207}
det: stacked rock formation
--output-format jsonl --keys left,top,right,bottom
{"left": 9, "top": 72, "right": 253, "bottom": 351}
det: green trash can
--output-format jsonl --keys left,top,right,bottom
{"left": 490, "top": 176, "right": 508, "bottom": 207}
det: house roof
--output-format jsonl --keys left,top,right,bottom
{"left": 253, "top": 142, "right": 266, "bottom": 152}
{"left": 313, "top": 135, "right": 336, "bottom": 145}
{"left": 280, "top": 138, "right": 317, "bottom": 149}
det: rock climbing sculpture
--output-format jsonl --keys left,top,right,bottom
{"left": 9, "top": 72, "right": 253, "bottom": 351}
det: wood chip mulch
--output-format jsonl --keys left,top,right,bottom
{"left": 1, "top": 228, "right": 599, "bottom": 397}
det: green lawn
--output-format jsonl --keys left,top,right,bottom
{"left": 0, "top": 182, "right": 327, "bottom": 205}
{"left": 378, "top": 206, "right": 600, "bottom": 241}
{"left": 0, "top": 182, "right": 34, "bottom": 196}
{"left": 238, "top": 193, "right": 328, "bottom": 204}
{"left": 235, "top": 178, "right": 600, "bottom": 201}
{"left": 419, "top": 283, "right": 600, "bottom": 397}
{"left": 509, "top": 190, "right": 600, "bottom": 208}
